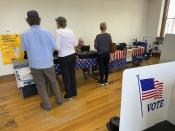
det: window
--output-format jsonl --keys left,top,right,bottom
{"left": 165, "top": 0, "right": 175, "bottom": 34}
{"left": 161, "top": 0, "right": 175, "bottom": 36}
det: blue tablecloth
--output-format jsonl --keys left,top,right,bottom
{"left": 55, "top": 58, "right": 97, "bottom": 74}
{"left": 109, "top": 58, "right": 127, "bottom": 71}
{"left": 55, "top": 56, "right": 141, "bottom": 75}
{"left": 75, "top": 58, "right": 97, "bottom": 69}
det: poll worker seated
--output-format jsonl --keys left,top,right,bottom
{"left": 76, "top": 38, "right": 91, "bottom": 79}
{"left": 76, "top": 38, "right": 85, "bottom": 52}
{"left": 76, "top": 38, "right": 90, "bottom": 52}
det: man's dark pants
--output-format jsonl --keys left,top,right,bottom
{"left": 31, "top": 66, "right": 62, "bottom": 108}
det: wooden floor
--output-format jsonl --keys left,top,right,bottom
{"left": 0, "top": 57, "right": 160, "bottom": 131}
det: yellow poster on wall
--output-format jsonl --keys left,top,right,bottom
{"left": 0, "top": 34, "right": 24, "bottom": 64}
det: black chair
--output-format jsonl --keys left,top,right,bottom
{"left": 143, "top": 48, "right": 153, "bottom": 65}
{"left": 133, "top": 48, "right": 153, "bottom": 65}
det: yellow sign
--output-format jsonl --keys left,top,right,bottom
{"left": 0, "top": 34, "right": 24, "bottom": 64}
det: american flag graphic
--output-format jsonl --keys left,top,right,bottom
{"left": 140, "top": 78, "right": 163, "bottom": 101}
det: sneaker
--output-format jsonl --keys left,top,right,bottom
{"left": 104, "top": 81, "right": 109, "bottom": 85}
{"left": 97, "top": 80, "right": 105, "bottom": 86}
{"left": 64, "top": 98, "right": 73, "bottom": 101}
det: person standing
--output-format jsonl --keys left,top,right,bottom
{"left": 55, "top": 16, "right": 78, "bottom": 99}
{"left": 94, "top": 22, "right": 112, "bottom": 85}
{"left": 22, "top": 10, "right": 63, "bottom": 111}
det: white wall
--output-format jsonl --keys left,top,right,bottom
{"left": 0, "top": 0, "right": 148, "bottom": 76}
{"left": 145, "top": 0, "right": 164, "bottom": 37}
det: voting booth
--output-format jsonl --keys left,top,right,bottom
{"left": 119, "top": 61, "right": 175, "bottom": 131}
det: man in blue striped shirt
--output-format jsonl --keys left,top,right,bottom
{"left": 22, "top": 10, "right": 63, "bottom": 111}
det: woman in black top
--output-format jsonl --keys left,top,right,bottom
{"left": 94, "top": 22, "right": 112, "bottom": 85}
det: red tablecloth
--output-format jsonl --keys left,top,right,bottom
{"left": 110, "top": 46, "right": 145, "bottom": 63}
{"left": 132, "top": 46, "right": 145, "bottom": 56}
{"left": 110, "top": 50, "right": 126, "bottom": 62}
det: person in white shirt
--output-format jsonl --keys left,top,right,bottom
{"left": 55, "top": 16, "right": 78, "bottom": 99}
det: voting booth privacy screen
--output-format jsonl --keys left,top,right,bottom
{"left": 119, "top": 61, "right": 175, "bottom": 131}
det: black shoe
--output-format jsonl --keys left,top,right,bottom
{"left": 64, "top": 94, "right": 73, "bottom": 100}
{"left": 97, "top": 80, "right": 105, "bottom": 86}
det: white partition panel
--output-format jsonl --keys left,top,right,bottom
{"left": 120, "top": 62, "right": 175, "bottom": 131}
{"left": 160, "top": 34, "right": 175, "bottom": 63}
